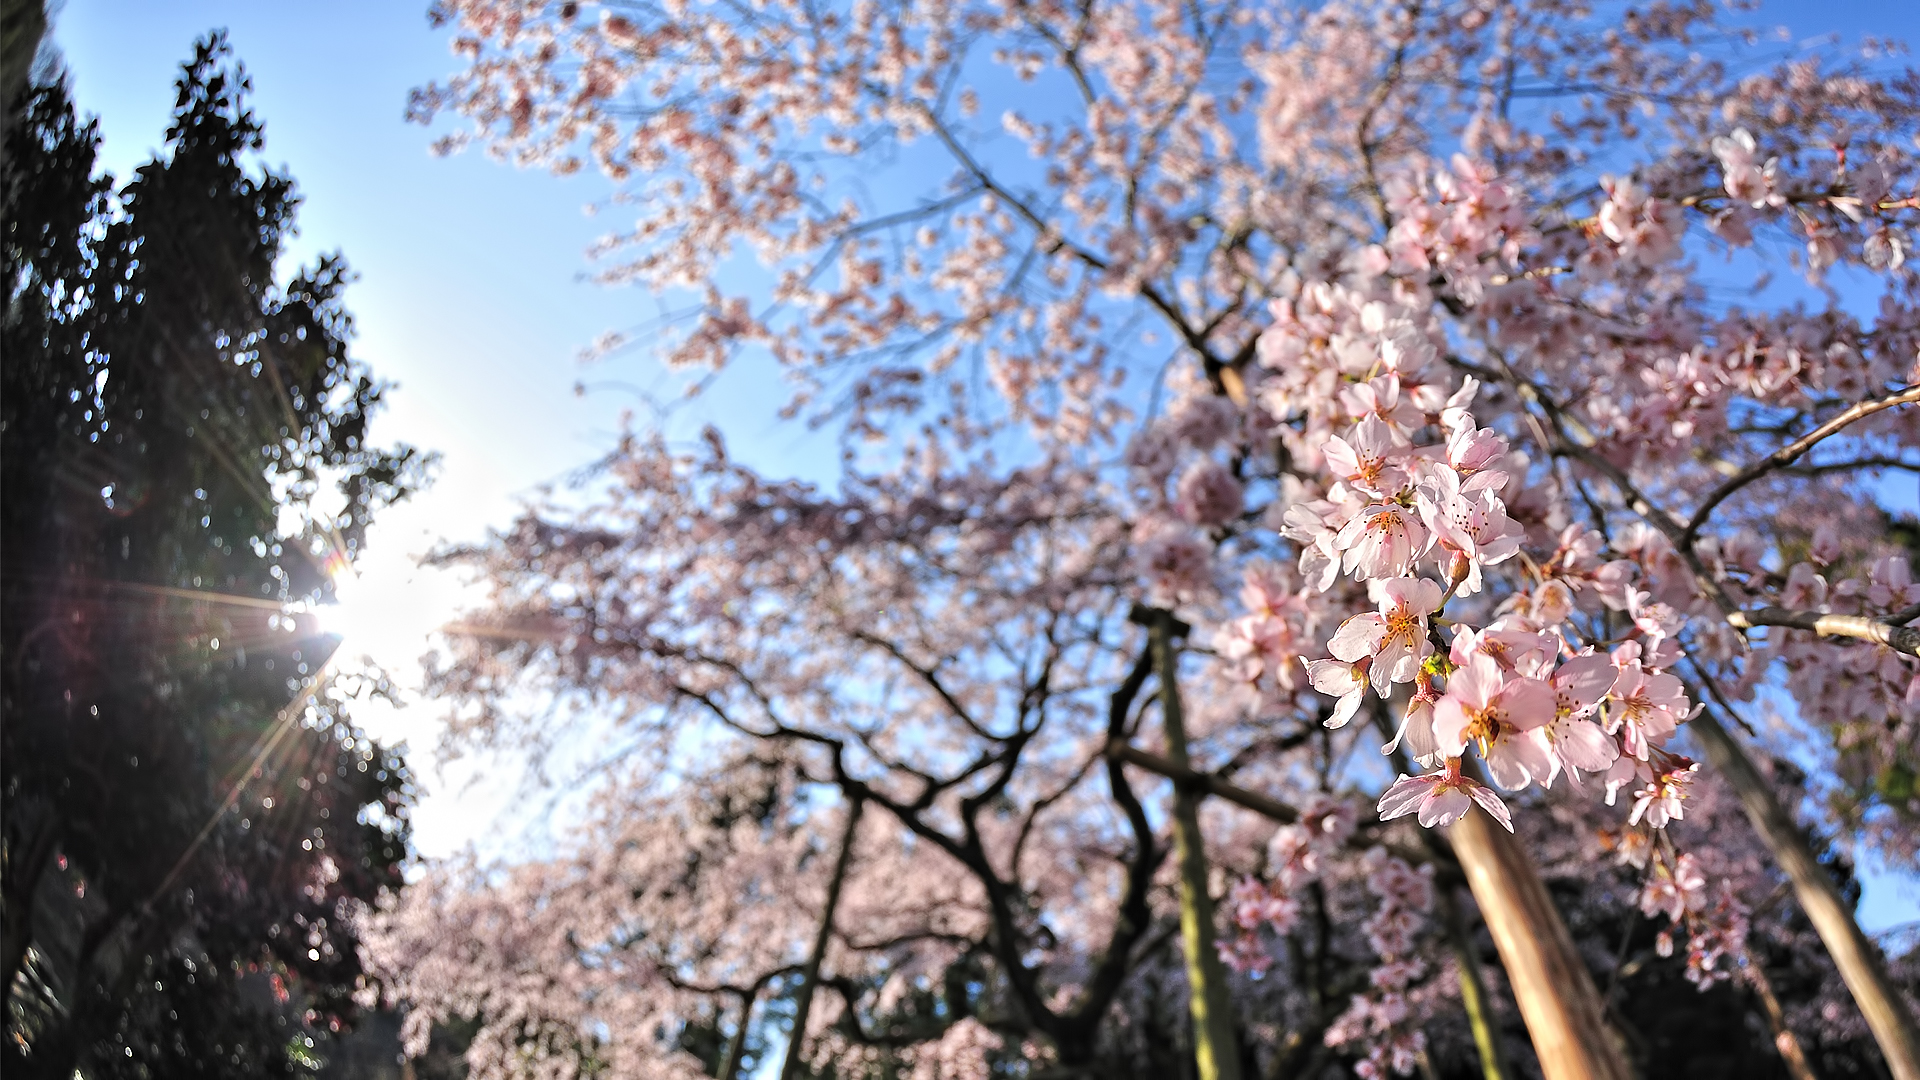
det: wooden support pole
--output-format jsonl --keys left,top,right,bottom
{"left": 1146, "top": 609, "right": 1244, "bottom": 1080}
{"left": 1449, "top": 807, "right": 1633, "bottom": 1080}
{"left": 780, "top": 797, "right": 863, "bottom": 1080}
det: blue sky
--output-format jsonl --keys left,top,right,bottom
{"left": 47, "top": 0, "right": 1919, "bottom": 927}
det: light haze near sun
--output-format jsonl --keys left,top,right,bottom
{"left": 52, "top": 0, "right": 835, "bottom": 861}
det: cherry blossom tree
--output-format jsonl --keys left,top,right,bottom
{"left": 369, "top": 0, "right": 1920, "bottom": 1075}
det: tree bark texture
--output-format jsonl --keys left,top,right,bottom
{"left": 1691, "top": 712, "right": 1920, "bottom": 1080}
{"left": 1448, "top": 808, "right": 1633, "bottom": 1080}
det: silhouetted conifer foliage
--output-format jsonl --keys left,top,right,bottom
{"left": 2, "top": 33, "right": 427, "bottom": 1077}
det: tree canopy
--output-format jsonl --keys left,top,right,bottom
{"left": 360, "top": 0, "right": 1920, "bottom": 1076}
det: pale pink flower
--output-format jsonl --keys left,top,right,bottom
{"left": 1605, "top": 660, "right": 1689, "bottom": 760}
{"left": 1416, "top": 469, "right": 1521, "bottom": 596}
{"left": 1281, "top": 499, "right": 1347, "bottom": 592}
{"left": 1381, "top": 686, "right": 1443, "bottom": 762}
{"left": 1328, "top": 577, "right": 1443, "bottom": 691}
{"left": 1340, "top": 377, "right": 1424, "bottom": 438}
{"left": 1449, "top": 624, "right": 1554, "bottom": 678}
{"left": 1323, "top": 415, "right": 1409, "bottom": 498}
{"left": 1782, "top": 563, "right": 1827, "bottom": 609}
{"left": 1305, "top": 656, "right": 1370, "bottom": 728}
{"left": 1544, "top": 653, "right": 1620, "bottom": 778}
{"left": 1335, "top": 503, "right": 1430, "bottom": 580}
{"left": 1376, "top": 758, "right": 1513, "bottom": 832}
{"left": 1627, "top": 759, "right": 1700, "bottom": 829}
{"left": 1431, "top": 655, "right": 1557, "bottom": 790}
{"left": 1443, "top": 419, "right": 1509, "bottom": 490}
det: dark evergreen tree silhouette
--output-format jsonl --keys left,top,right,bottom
{"left": 3, "top": 34, "right": 427, "bottom": 1077}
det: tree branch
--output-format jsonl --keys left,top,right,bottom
{"left": 1682, "top": 384, "right": 1920, "bottom": 547}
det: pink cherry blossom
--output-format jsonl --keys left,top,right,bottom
{"left": 1335, "top": 503, "right": 1430, "bottom": 580}
{"left": 1327, "top": 576, "right": 1443, "bottom": 691}
{"left": 1322, "top": 415, "right": 1409, "bottom": 498}
{"left": 1431, "top": 655, "right": 1557, "bottom": 790}
{"left": 1376, "top": 758, "right": 1513, "bottom": 832}
{"left": 1305, "top": 656, "right": 1369, "bottom": 728}
{"left": 1606, "top": 660, "right": 1690, "bottom": 761}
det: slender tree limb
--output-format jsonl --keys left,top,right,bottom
{"left": 1682, "top": 384, "right": 1920, "bottom": 547}
{"left": 1746, "top": 957, "right": 1818, "bottom": 1080}
{"left": 1726, "top": 607, "right": 1920, "bottom": 658}
{"left": 719, "top": 974, "right": 775, "bottom": 1080}
{"left": 1105, "top": 742, "right": 1300, "bottom": 824}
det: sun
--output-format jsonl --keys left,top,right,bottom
{"left": 308, "top": 563, "right": 374, "bottom": 652}
{"left": 301, "top": 543, "right": 460, "bottom": 672}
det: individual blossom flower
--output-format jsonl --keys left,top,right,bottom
{"left": 1782, "top": 562, "right": 1828, "bottom": 609}
{"left": 1416, "top": 468, "right": 1524, "bottom": 594}
{"left": 1282, "top": 498, "right": 1348, "bottom": 593}
{"left": 1335, "top": 502, "right": 1430, "bottom": 580}
{"left": 1340, "top": 377, "right": 1424, "bottom": 438}
{"left": 1545, "top": 652, "right": 1620, "bottom": 778}
{"left": 1327, "top": 576, "right": 1444, "bottom": 691}
{"left": 1604, "top": 752, "right": 1700, "bottom": 829}
{"left": 1442, "top": 415, "right": 1510, "bottom": 490}
{"left": 1449, "top": 624, "right": 1554, "bottom": 679}
{"left": 1431, "top": 654, "right": 1557, "bottom": 790}
{"left": 1626, "top": 757, "right": 1701, "bottom": 829}
{"left": 1867, "top": 555, "right": 1920, "bottom": 610}
{"left": 1377, "top": 756, "right": 1513, "bottom": 831}
{"left": 1305, "top": 655, "right": 1370, "bottom": 728}
{"left": 1323, "top": 415, "right": 1410, "bottom": 498}
{"left": 1381, "top": 680, "right": 1444, "bottom": 762}
{"left": 1439, "top": 376, "right": 1480, "bottom": 432}
{"left": 1605, "top": 658, "right": 1690, "bottom": 760}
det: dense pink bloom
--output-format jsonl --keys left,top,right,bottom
{"left": 1174, "top": 459, "right": 1245, "bottom": 527}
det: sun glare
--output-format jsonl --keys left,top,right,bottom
{"left": 308, "top": 566, "right": 367, "bottom": 649}
{"left": 301, "top": 542, "right": 460, "bottom": 673}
